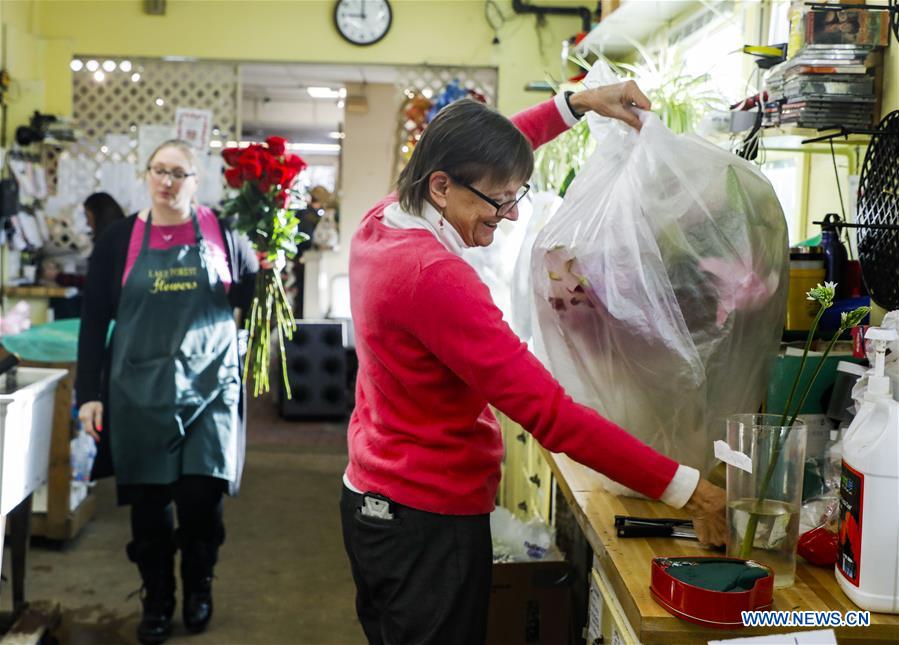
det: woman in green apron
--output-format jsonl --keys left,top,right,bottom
{"left": 76, "top": 140, "right": 258, "bottom": 644}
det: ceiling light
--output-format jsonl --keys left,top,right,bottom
{"left": 86, "top": 59, "right": 99, "bottom": 72}
{"left": 328, "top": 132, "right": 345, "bottom": 140}
{"left": 286, "top": 142, "right": 341, "bottom": 154}
{"left": 422, "top": 88, "right": 434, "bottom": 99}
{"left": 307, "top": 86, "right": 340, "bottom": 99}
{"left": 93, "top": 70, "right": 105, "bottom": 82}
{"left": 337, "top": 100, "right": 345, "bottom": 109}
{"left": 102, "top": 60, "right": 116, "bottom": 72}
{"left": 209, "top": 141, "right": 223, "bottom": 148}
{"left": 338, "top": 88, "right": 347, "bottom": 99}
{"left": 70, "top": 59, "right": 84, "bottom": 72}
{"left": 119, "top": 60, "right": 132, "bottom": 72}
{"left": 155, "top": 98, "right": 165, "bottom": 106}
{"left": 131, "top": 72, "right": 141, "bottom": 82}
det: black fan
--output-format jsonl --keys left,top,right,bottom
{"left": 857, "top": 110, "right": 899, "bottom": 310}
{"left": 892, "top": 0, "right": 899, "bottom": 44}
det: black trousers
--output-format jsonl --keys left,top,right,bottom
{"left": 129, "top": 475, "right": 226, "bottom": 548}
{"left": 339, "top": 485, "right": 492, "bottom": 645}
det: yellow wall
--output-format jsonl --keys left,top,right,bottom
{"left": 884, "top": 39, "right": 898, "bottom": 116}
{"left": 1, "top": 0, "right": 43, "bottom": 143}
{"left": 32, "top": 0, "right": 582, "bottom": 117}
{"left": 321, "top": 81, "right": 400, "bottom": 315}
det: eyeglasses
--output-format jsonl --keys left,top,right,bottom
{"left": 449, "top": 174, "right": 530, "bottom": 218}
{"left": 148, "top": 165, "right": 196, "bottom": 182}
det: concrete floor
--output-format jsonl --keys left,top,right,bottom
{"left": 16, "top": 397, "right": 365, "bottom": 645}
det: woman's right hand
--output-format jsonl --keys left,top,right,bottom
{"left": 568, "top": 80, "right": 652, "bottom": 131}
{"left": 683, "top": 479, "right": 727, "bottom": 546}
{"left": 78, "top": 401, "right": 104, "bottom": 442}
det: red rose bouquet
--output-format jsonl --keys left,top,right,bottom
{"left": 221, "top": 136, "right": 308, "bottom": 397}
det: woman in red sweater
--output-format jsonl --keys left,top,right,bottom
{"left": 342, "top": 83, "right": 727, "bottom": 645}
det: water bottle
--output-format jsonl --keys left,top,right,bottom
{"left": 820, "top": 213, "right": 848, "bottom": 299}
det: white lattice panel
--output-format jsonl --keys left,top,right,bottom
{"left": 395, "top": 66, "right": 498, "bottom": 107}
{"left": 393, "top": 66, "right": 499, "bottom": 179}
{"left": 73, "top": 58, "right": 238, "bottom": 145}
{"left": 64, "top": 58, "right": 238, "bottom": 210}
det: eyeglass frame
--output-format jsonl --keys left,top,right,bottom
{"left": 447, "top": 174, "right": 530, "bottom": 217}
{"left": 147, "top": 165, "right": 197, "bottom": 182}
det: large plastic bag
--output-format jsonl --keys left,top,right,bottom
{"left": 530, "top": 66, "right": 789, "bottom": 486}
{"left": 463, "top": 191, "right": 561, "bottom": 339}
{"left": 490, "top": 506, "right": 561, "bottom": 562}
{"left": 508, "top": 191, "right": 562, "bottom": 344}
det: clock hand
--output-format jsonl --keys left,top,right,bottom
{"left": 360, "top": 0, "right": 366, "bottom": 19}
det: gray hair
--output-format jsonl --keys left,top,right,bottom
{"left": 396, "top": 99, "right": 533, "bottom": 216}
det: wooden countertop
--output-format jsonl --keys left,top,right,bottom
{"left": 4, "top": 285, "right": 73, "bottom": 298}
{"left": 544, "top": 450, "right": 899, "bottom": 644}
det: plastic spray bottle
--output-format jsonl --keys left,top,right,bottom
{"left": 836, "top": 327, "right": 899, "bottom": 613}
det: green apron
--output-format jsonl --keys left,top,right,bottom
{"left": 109, "top": 210, "right": 241, "bottom": 486}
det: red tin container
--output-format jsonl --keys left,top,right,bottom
{"left": 650, "top": 556, "right": 775, "bottom": 628}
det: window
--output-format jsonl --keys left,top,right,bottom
{"left": 761, "top": 157, "right": 801, "bottom": 242}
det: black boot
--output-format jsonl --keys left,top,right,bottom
{"left": 127, "top": 539, "right": 176, "bottom": 645}
{"left": 178, "top": 537, "right": 218, "bottom": 634}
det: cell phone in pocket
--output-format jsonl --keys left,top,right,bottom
{"left": 361, "top": 494, "right": 394, "bottom": 520}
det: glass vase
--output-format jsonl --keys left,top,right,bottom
{"left": 725, "top": 413, "right": 807, "bottom": 588}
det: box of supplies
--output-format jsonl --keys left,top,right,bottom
{"left": 486, "top": 560, "right": 571, "bottom": 645}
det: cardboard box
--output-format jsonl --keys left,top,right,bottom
{"left": 487, "top": 560, "right": 572, "bottom": 645}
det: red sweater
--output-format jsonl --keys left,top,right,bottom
{"left": 346, "top": 100, "right": 679, "bottom": 515}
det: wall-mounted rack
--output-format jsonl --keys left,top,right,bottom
{"left": 813, "top": 217, "right": 899, "bottom": 232}
{"left": 802, "top": 127, "right": 899, "bottom": 145}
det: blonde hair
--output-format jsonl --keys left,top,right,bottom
{"left": 146, "top": 139, "right": 199, "bottom": 173}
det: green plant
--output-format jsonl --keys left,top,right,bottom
{"left": 532, "top": 119, "right": 594, "bottom": 197}
{"left": 532, "top": 46, "right": 724, "bottom": 197}
{"left": 607, "top": 42, "right": 724, "bottom": 135}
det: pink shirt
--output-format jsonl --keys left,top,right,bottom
{"left": 123, "top": 206, "right": 231, "bottom": 291}
{"left": 346, "top": 100, "right": 679, "bottom": 515}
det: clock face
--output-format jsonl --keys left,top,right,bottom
{"left": 334, "top": 0, "right": 392, "bottom": 46}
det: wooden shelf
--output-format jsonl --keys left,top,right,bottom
{"left": 14, "top": 358, "right": 96, "bottom": 542}
{"left": 761, "top": 126, "right": 872, "bottom": 150}
{"left": 3, "top": 285, "right": 75, "bottom": 299}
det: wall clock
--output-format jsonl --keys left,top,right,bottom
{"left": 334, "top": 0, "right": 392, "bottom": 46}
